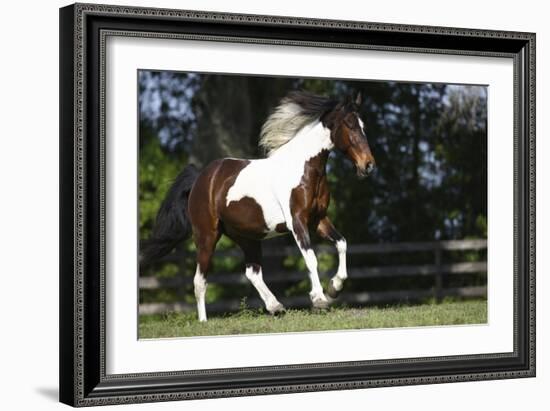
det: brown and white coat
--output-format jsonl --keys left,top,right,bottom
{"left": 143, "top": 91, "right": 376, "bottom": 322}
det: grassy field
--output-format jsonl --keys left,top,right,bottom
{"left": 139, "top": 299, "right": 487, "bottom": 339}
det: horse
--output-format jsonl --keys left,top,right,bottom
{"left": 141, "top": 91, "right": 376, "bottom": 322}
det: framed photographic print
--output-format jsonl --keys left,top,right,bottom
{"left": 59, "top": 2, "right": 536, "bottom": 407}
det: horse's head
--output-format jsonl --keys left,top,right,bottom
{"left": 325, "top": 93, "right": 376, "bottom": 179}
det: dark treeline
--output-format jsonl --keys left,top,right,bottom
{"left": 138, "top": 71, "right": 487, "bottom": 305}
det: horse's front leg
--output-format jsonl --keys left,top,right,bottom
{"left": 316, "top": 216, "right": 347, "bottom": 298}
{"left": 290, "top": 213, "right": 330, "bottom": 309}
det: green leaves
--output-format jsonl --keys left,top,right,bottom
{"left": 138, "top": 72, "right": 488, "bottom": 309}
{"left": 139, "top": 130, "right": 186, "bottom": 238}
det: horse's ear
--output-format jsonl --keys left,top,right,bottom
{"left": 355, "top": 91, "right": 362, "bottom": 106}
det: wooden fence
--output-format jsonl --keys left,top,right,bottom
{"left": 139, "top": 239, "right": 487, "bottom": 315}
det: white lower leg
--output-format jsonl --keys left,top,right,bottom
{"left": 330, "top": 239, "right": 348, "bottom": 292}
{"left": 245, "top": 266, "right": 284, "bottom": 313}
{"left": 303, "top": 249, "right": 328, "bottom": 306}
{"left": 193, "top": 266, "right": 208, "bottom": 322}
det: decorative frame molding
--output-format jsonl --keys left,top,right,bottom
{"left": 59, "top": 3, "right": 535, "bottom": 407}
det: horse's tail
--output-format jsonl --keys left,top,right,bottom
{"left": 140, "top": 164, "right": 200, "bottom": 267}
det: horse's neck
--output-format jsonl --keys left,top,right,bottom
{"left": 269, "top": 120, "right": 333, "bottom": 166}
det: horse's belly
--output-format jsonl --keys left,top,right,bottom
{"left": 221, "top": 196, "right": 286, "bottom": 240}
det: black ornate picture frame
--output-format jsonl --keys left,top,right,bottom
{"left": 59, "top": 3, "right": 535, "bottom": 407}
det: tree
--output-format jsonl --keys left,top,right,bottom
{"left": 137, "top": 71, "right": 487, "bottom": 302}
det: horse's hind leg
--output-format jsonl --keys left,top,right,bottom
{"left": 193, "top": 228, "right": 221, "bottom": 322}
{"left": 234, "top": 237, "right": 285, "bottom": 315}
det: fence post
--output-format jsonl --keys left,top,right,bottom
{"left": 434, "top": 245, "right": 443, "bottom": 303}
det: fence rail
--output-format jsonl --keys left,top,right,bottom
{"left": 159, "top": 239, "right": 488, "bottom": 261}
{"left": 139, "top": 239, "right": 487, "bottom": 315}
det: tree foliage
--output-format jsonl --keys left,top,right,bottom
{"left": 138, "top": 71, "right": 487, "bottom": 302}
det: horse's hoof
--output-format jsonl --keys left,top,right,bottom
{"left": 268, "top": 303, "right": 286, "bottom": 316}
{"left": 327, "top": 280, "right": 341, "bottom": 299}
{"left": 311, "top": 298, "right": 330, "bottom": 310}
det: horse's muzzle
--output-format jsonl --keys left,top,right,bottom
{"left": 356, "top": 162, "right": 375, "bottom": 179}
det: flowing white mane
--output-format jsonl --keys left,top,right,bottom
{"left": 259, "top": 91, "right": 337, "bottom": 157}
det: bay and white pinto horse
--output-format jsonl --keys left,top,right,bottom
{"left": 141, "top": 91, "right": 376, "bottom": 321}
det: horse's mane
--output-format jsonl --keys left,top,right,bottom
{"left": 259, "top": 91, "right": 338, "bottom": 156}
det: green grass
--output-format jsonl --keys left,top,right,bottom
{"left": 139, "top": 299, "right": 487, "bottom": 339}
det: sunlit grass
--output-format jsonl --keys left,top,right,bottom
{"left": 139, "top": 299, "right": 487, "bottom": 339}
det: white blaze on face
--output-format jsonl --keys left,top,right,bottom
{"left": 225, "top": 120, "right": 333, "bottom": 235}
{"left": 358, "top": 117, "right": 366, "bottom": 136}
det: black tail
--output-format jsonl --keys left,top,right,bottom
{"left": 140, "top": 164, "right": 200, "bottom": 267}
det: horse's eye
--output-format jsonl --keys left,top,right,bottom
{"left": 344, "top": 118, "right": 355, "bottom": 128}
